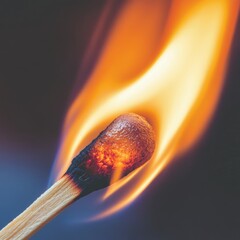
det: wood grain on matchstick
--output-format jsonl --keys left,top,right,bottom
{"left": 0, "top": 175, "right": 81, "bottom": 240}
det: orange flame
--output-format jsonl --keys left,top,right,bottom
{"left": 50, "top": 0, "right": 239, "bottom": 220}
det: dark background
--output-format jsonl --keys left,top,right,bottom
{"left": 0, "top": 1, "right": 239, "bottom": 239}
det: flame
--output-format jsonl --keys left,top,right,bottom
{"left": 50, "top": 0, "right": 239, "bottom": 220}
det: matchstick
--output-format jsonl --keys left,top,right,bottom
{"left": 0, "top": 175, "right": 81, "bottom": 240}
{"left": 0, "top": 113, "right": 155, "bottom": 240}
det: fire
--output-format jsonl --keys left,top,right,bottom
{"left": 50, "top": 0, "right": 239, "bottom": 220}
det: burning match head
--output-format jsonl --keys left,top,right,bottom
{"left": 67, "top": 113, "right": 155, "bottom": 194}
{"left": 87, "top": 113, "right": 155, "bottom": 177}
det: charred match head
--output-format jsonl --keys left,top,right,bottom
{"left": 66, "top": 113, "right": 155, "bottom": 196}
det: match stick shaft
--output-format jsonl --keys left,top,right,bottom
{"left": 0, "top": 175, "right": 81, "bottom": 240}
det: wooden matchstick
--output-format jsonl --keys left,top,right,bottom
{"left": 0, "top": 113, "right": 155, "bottom": 240}
{"left": 0, "top": 175, "right": 81, "bottom": 240}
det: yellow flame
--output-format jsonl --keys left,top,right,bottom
{"left": 50, "top": 0, "right": 239, "bottom": 219}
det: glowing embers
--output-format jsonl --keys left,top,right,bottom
{"left": 85, "top": 113, "right": 155, "bottom": 178}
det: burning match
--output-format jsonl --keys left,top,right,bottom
{"left": 0, "top": 113, "right": 155, "bottom": 240}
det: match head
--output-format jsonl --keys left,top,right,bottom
{"left": 67, "top": 113, "right": 155, "bottom": 192}
{"left": 87, "top": 113, "right": 155, "bottom": 177}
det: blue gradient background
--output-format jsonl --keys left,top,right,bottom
{"left": 0, "top": 1, "right": 239, "bottom": 239}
